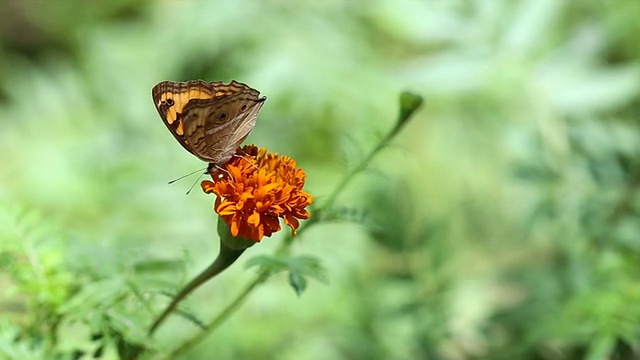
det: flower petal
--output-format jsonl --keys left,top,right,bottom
{"left": 201, "top": 145, "right": 313, "bottom": 242}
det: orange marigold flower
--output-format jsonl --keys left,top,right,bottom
{"left": 201, "top": 145, "right": 313, "bottom": 242}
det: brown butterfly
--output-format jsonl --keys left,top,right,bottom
{"left": 152, "top": 80, "right": 266, "bottom": 166}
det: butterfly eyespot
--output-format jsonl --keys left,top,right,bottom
{"left": 240, "top": 104, "right": 247, "bottom": 111}
{"left": 163, "top": 98, "right": 175, "bottom": 106}
{"left": 220, "top": 113, "right": 227, "bottom": 120}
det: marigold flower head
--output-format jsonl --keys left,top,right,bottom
{"left": 201, "top": 145, "right": 313, "bottom": 242}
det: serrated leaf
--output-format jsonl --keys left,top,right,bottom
{"left": 289, "top": 270, "right": 307, "bottom": 296}
{"left": 245, "top": 255, "right": 288, "bottom": 273}
{"left": 247, "top": 255, "right": 328, "bottom": 291}
{"left": 286, "top": 256, "right": 328, "bottom": 284}
{"left": 58, "top": 277, "right": 127, "bottom": 315}
{"left": 132, "top": 259, "right": 184, "bottom": 273}
{"left": 319, "top": 206, "right": 368, "bottom": 224}
{"left": 175, "top": 307, "right": 207, "bottom": 330}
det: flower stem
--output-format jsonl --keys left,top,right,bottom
{"left": 148, "top": 244, "right": 246, "bottom": 336}
{"left": 163, "top": 271, "right": 269, "bottom": 359}
{"left": 321, "top": 92, "right": 422, "bottom": 211}
{"left": 321, "top": 130, "right": 394, "bottom": 211}
{"left": 163, "top": 92, "right": 424, "bottom": 356}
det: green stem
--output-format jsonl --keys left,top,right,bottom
{"left": 162, "top": 130, "right": 396, "bottom": 357}
{"left": 163, "top": 271, "right": 269, "bottom": 359}
{"left": 148, "top": 245, "right": 246, "bottom": 335}
{"left": 320, "top": 92, "right": 419, "bottom": 211}
{"left": 163, "top": 93, "right": 423, "bottom": 357}
{"left": 321, "top": 128, "right": 397, "bottom": 212}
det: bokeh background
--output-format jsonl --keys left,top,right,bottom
{"left": 2, "top": 0, "right": 640, "bottom": 359}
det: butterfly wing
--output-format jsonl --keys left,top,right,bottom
{"left": 181, "top": 90, "right": 266, "bottom": 164}
{"left": 152, "top": 80, "right": 265, "bottom": 164}
{"left": 152, "top": 80, "right": 219, "bottom": 157}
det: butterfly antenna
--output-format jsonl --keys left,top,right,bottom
{"left": 185, "top": 172, "right": 205, "bottom": 195}
{"left": 168, "top": 167, "right": 207, "bottom": 185}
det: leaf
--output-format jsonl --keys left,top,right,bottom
{"left": 92, "top": 344, "right": 105, "bottom": 359}
{"left": 286, "top": 256, "right": 328, "bottom": 285}
{"left": 174, "top": 307, "right": 207, "bottom": 330}
{"left": 396, "top": 92, "right": 424, "bottom": 131}
{"left": 585, "top": 335, "right": 615, "bottom": 360}
{"left": 247, "top": 255, "right": 327, "bottom": 296}
{"left": 316, "top": 206, "right": 368, "bottom": 223}
{"left": 289, "top": 270, "right": 307, "bottom": 296}
{"left": 132, "top": 259, "right": 184, "bottom": 273}
{"left": 245, "top": 255, "right": 289, "bottom": 274}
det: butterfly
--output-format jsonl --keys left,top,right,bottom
{"left": 152, "top": 80, "right": 266, "bottom": 166}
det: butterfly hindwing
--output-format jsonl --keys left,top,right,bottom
{"left": 152, "top": 80, "right": 266, "bottom": 165}
{"left": 181, "top": 93, "right": 265, "bottom": 164}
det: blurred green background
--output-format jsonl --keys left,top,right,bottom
{"left": 1, "top": 0, "right": 640, "bottom": 359}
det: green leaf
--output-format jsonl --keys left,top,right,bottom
{"left": 246, "top": 255, "right": 289, "bottom": 273}
{"left": 289, "top": 270, "right": 307, "bottom": 296}
{"left": 92, "top": 344, "right": 105, "bottom": 359}
{"left": 286, "top": 256, "right": 328, "bottom": 284}
{"left": 132, "top": 259, "right": 184, "bottom": 273}
{"left": 247, "top": 255, "right": 328, "bottom": 295}
{"left": 585, "top": 335, "right": 615, "bottom": 360}
{"left": 396, "top": 92, "right": 424, "bottom": 131}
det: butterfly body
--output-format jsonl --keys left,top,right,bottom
{"left": 152, "top": 80, "right": 266, "bottom": 165}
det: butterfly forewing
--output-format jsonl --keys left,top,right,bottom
{"left": 152, "top": 80, "right": 266, "bottom": 165}
{"left": 152, "top": 80, "right": 217, "bottom": 124}
{"left": 181, "top": 93, "right": 265, "bottom": 164}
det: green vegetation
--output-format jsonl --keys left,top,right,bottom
{"left": 1, "top": 1, "right": 640, "bottom": 359}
